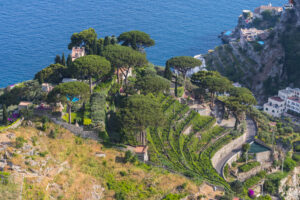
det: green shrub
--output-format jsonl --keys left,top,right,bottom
{"left": 31, "top": 136, "right": 38, "bottom": 146}
{"left": 0, "top": 172, "right": 10, "bottom": 185}
{"left": 238, "top": 161, "right": 260, "bottom": 172}
{"left": 231, "top": 162, "right": 237, "bottom": 167}
{"left": 177, "top": 87, "right": 184, "bottom": 97}
{"left": 49, "top": 129, "right": 58, "bottom": 139}
{"left": 231, "top": 180, "right": 243, "bottom": 194}
{"left": 292, "top": 153, "right": 300, "bottom": 162}
{"left": 244, "top": 171, "right": 266, "bottom": 188}
{"left": 162, "top": 193, "right": 185, "bottom": 200}
{"left": 264, "top": 179, "right": 277, "bottom": 195}
{"left": 124, "top": 151, "right": 133, "bottom": 163}
{"left": 119, "top": 171, "right": 127, "bottom": 177}
{"left": 294, "top": 144, "right": 300, "bottom": 152}
{"left": 75, "top": 137, "right": 84, "bottom": 145}
{"left": 39, "top": 151, "right": 48, "bottom": 157}
{"left": 15, "top": 137, "right": 27, "bottom": 148}
{"left": 41, "top": 123, "right": 48, "bottom": 131}
{"left": 284, "top": 157, "right": 297, "bottom": 172}
{"left": 90, "top": 92, "right": 106, "bottom": 126}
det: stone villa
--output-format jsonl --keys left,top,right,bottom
{"left": 263, "top": 87, "right": 300, "bottom": 117}
{"left": 71, "top": 47, "right": 86, "bottom": 61}
{"left": 253, "top": 3, "right": 283, "bottom": 18}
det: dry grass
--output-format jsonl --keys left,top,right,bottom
{"left": 1, "top": 121, "right": 223, "bottom": 199}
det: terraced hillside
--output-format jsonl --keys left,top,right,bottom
{"left": 147, "top": 95, "right": 233, "bottom": 189}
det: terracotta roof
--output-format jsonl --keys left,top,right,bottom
{"left": 134, "top": 146, "right": 148, "bottom": 154}
{"left": 288, "top": 96, "right": 300, "bottom": 103}
{"left": 270, "top": 96, "right": 284, "bottom": 102}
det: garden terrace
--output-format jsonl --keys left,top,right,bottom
{"left": 147, "top": 95, "right": 231, "bottom": 188}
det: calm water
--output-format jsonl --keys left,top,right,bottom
{"left": 0, "top": 0, "right": 285, "bottom": 88}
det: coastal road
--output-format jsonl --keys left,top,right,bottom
{"left": 214, "top": 118, "right": 257, "bottom": 176}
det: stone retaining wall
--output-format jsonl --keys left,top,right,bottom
{"left": 0, "top": 118, "right": 24, "bottom": 132}
{"left": 50, "top": 118, "right": 99, "bottom": 140}
{"left": 238, "top": 162, "right": 272, "bottom": 181}
{"left": 211, "top": 132, "right": 247, "bottom": 169}
{"left": 226, "top": 151, "right": 242, "bottom": 167}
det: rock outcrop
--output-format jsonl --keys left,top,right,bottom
{"left": 205, "top": 0, "right": 300, "bottom": 103}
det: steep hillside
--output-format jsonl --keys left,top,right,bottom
{"left": 0, "top": 120, "right": 222, "bottom": 200}
{"left": 204, "top": 1, "right": 300, "bottom": 102}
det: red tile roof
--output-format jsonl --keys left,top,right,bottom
{"left": 270, "top": 96, "right": 284, "bottom": 102}
{"left": 134, "top": 146, "right": 148, "bottom": 154}
{"left": 288, "top": 96, "right": 300, "bottom": 103}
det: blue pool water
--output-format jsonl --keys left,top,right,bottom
{"left": 0, "top": 0, "right": 285, "bottom": 88}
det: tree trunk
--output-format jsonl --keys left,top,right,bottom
{"left": 117, "top": 68, "right": 120, "bottom": 84}
{"left": 141, "top": 130, "right": 146, "bottom": 145}
{"left": 68, "top": 103, "right": 72, "bottom": 124}
{"left": 89, "top": 76, "right": 93, "bottom": 94}
{"left": 183, "top": 73, "right": 187, "bottom": 96}
{"left": 234, "top": 113, "right": 240, "bottom": 130}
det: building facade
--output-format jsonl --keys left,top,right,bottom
{"left": 71, "top": 47, "right": 86, "bottom": 61}
{"left": 263, "top": 96, "right": 285, "bottom": 117}
{"left": 264, "top": 87, "right": 300, "bottom": 117}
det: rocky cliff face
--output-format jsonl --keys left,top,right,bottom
{"left": 205, "top": 1, "right": 300, "bottom": 103}
{"left": 279, "top": 166, "right": 300, "bottom": 200}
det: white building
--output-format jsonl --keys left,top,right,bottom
{"left": 264, "top": 87, "right": 300, "bottom": 117}
{"left": 286, "top": 97, "right": 300, "bottom": 114}
{"left": 263, "top": 96, "right": 285, "bottom": 117}
{"left": 62, "top": 78, "right": 78, "bottom": 83}
{"left": 253, "top": 4, "right": 283, "bottom": 18}
{"left": 278, "top": 87, "right": 300, "bottom": 101}
{"left": 71, "top": 47, "right": 86, "bottom": 61}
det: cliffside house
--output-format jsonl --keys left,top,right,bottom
{"left": 239, "top": 28, "right": 266, "bottom": 48}
{"left": 42, "top": 83, "right": 54, "bottom": 93}
{"left": 263, "top": 96, "right": 285, "bottom": 118}
{"left": 62, "top": 78, "right": 78, "bottom": 83}
{"left": 18, "top": 101, "right": 32, "bottom": 111}
{"left": 71, "top": 47, "right": 86, "bottom": 61}
{"left": 253, "top": 3, "right": 283, "bottom": 18}
{"left": 286, "top": 97, "right": 300, "bottom": 114}
{"left": 284, "top": 0, "right": 294, "bottom": 10}
{"left": 264, "top": 87, "right": 300, "bottom": 117}
{"left": 134, "top": 146, "right": 149, "bottom": 162}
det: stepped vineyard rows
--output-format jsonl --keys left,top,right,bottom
{"left": 147, "top": 95, "right": 232, "bottom": 188}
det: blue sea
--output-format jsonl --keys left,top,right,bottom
{"left": 0, "top": 0, "right": 285, "bottom": 88}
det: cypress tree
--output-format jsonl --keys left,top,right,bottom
{"left": 2, "top": 104, "right": 8, "bottom": 125}
{"left": 55, "top": 55, "right": 61, "bottom": 64}
{"left": 175, "top": 75, "right": 178, "bottom": 97}
{"left": 67, "top": 54, "right": 72, "bottom": 67}
{"left": 164, "top": 65, "right": 173, "bottom": 80}
{"left": 104, "top": 36, "right": 110, "bottom": 46}
{"left": 92, "top": 39, "right": 98, "bottom": 55}
{"left": 61, "top": 53, "right": 66, "bottom": 66}
{"left": 111, "top": 35, "right": 117, "bottom": 45}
